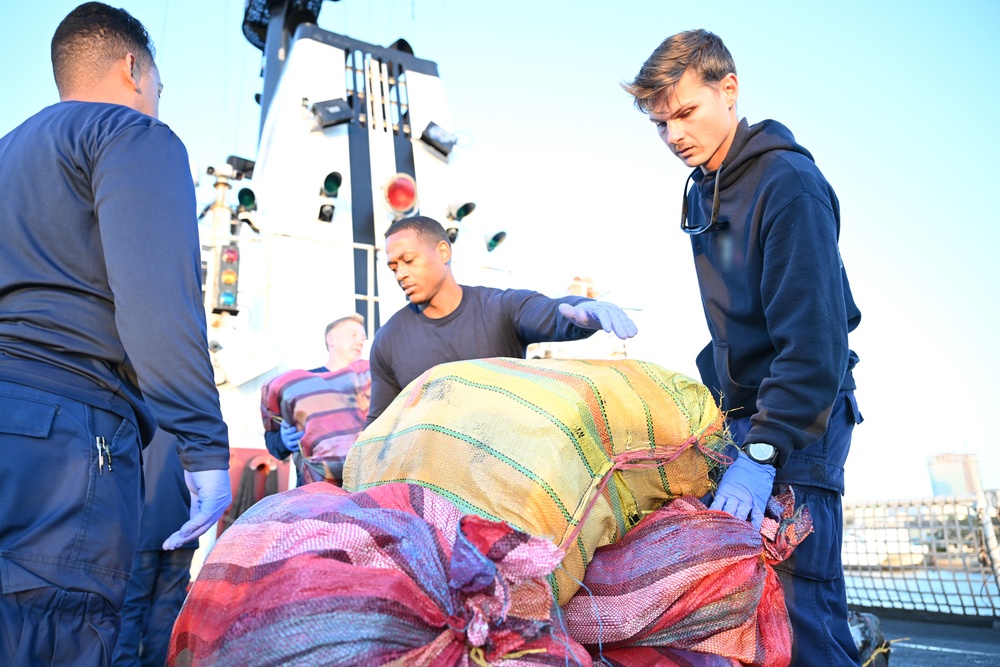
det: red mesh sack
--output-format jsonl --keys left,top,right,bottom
{"left": 168, "top": 482, "right": 591, "bottom": 667}
{"left": 259, "top": 360, "right": 370, "bottom": 484}
{"left": 562, "top": 487, "right": 811, "bottom": 667}
{"left": 598, "top": 646, "right": 740, "bottom": 666}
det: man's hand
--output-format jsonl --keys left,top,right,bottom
{"left": 710, "top": 451, "right": 776, "bottom": 530}
{"left": 558, "top": 301, "right": 638, "bottom": 340}
{"left": 163, "top": 469, "right": 232, "bottom": 550}
{"left": 280, "top": 421, "right": 304, "bottom": 452}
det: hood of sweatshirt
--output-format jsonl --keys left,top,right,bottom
{"left": 714, "top": 118, "right": 813, "bottom": 190}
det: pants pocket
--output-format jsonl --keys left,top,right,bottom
{"left": 1, "top": 586, "right": 119, "bottom": 667}
{"left": 0, "top": 384, "right": 141, "bottom": 609}
{"left": 773, "top": 485, "right": 844, "bottom": 582}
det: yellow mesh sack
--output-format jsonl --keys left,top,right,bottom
{"left": 342, "top": 357, "right": 730, "bottom": 605}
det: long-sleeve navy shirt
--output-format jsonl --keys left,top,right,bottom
{"left": 366, "top": 286, "right": 591, "bottom": 425}
{"left": 0, "top": 101, "right": 229, "bottom": 471}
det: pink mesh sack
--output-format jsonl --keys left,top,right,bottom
{"left": 259, "top": 361, "right": 370, "bottom": 484}
{"left": 597, "top": 646, "right": 740, "bottom": 666}
{"left": 169, "top": 482, "right": 591, "bottom": 666}
{"left": 562, "top": 488, "right": 811, "bottom": 667}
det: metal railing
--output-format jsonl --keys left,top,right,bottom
{"left": 843, "top": 489, "right": 1000, "bottom": 618}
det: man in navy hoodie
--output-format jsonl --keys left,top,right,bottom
{"left": 625, "top": 30, "right": 863, "bottom": 666}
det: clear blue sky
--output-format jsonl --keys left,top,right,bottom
{"left": 2, "top": 0, "right": 998, "bottom": 501}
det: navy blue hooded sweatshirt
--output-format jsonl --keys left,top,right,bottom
{"left": 687, "top": 118, "right": 861, "bottom": 467}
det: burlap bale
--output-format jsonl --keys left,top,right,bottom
{"left": 168, "top": 483, "right": 591, "bottom": 666}
{"left": 260, "top": 360, "right": 370, "bottom": 484}
{"left": 562, "top": 490, "right": 811, "bottom": 666}
{"left": 343, "top": 357, "right": 730, "bottom": 604}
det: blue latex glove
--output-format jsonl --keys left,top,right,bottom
{"left": 710, "top": 451, "right": 776, "bottom": 530}
{"left": 280, "top": 421, "right": 304, "bottom": 452}
{"left": 163, "top": 469, "right": 232, "bottom": 550}
{"left": 558, "top": 301, "right": 638, "bottom": 340}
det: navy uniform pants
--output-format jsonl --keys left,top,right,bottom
{"left": 0, "top": 380, "right": 142, "bottom": 667}
{"left": 112, "top": 548, "right": 194, "bottom": 667}
{"left": 728, "top": 390, "right": 863, "bottom": 667}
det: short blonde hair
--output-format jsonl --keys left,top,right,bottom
{"left": 324, "top": 314, "right": 365, "bottom": 347}
{"left": 622, "top": 29, "right": 736, "bottom": 113}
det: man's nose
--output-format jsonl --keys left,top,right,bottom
{"left": 665, "top": 120, "right": 684, "bottom": 146}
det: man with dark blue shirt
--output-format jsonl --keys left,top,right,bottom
{"left": 366, "top": 215, "right": 639, "bottom": 425}
{"left": 625, "top": 30, "right": 863, "bottom": 667}
{"left": 0, "top": 4, "right": 230, "bottom": 664}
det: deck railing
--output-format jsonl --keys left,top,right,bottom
{"left": 842, "top": 489, "right": 1000, "bottom": 618}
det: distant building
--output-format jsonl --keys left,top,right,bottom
{"left": 927, "top": 453, "right": 983, "bottom": 496}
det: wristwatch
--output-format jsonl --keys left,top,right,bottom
{"left": 740, "top": 442, "right": 778, "bottom": 466}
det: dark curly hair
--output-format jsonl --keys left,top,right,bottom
{"left": 51, "top": 2, "right": 155, "bottom": 96}
{"left": 384, "top": 215, "right": 450, "bottom": 247}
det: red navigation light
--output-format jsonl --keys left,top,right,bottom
{"left": 384, "top": 173, "right": 417, "bottom": 214}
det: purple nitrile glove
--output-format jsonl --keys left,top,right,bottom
{"left": 710, "top": 450, "right": 776, "bottom": 530}
{"left": 280, "top": 420, "right": 304, "bottom": 452}
{"left": 163, "top": 469, "right": 232, "bottom": 550}
{"left": 558, "top": 301, "right": 638, "bottom": 340}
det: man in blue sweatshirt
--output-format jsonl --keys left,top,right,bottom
{"left": 625, "top": 30, "right": 863, "bottom": 666}
{"left": 0, "top": 4, "right": 230, "bottom": 664}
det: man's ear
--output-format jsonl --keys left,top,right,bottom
{"left": 437, "top": 240, "right": 452, "bottom": 264}
{"left": 122, "top": 52, "right": 141, "bottom": 91}
{"left": 720, "top": 72, "right": 739, "bottom": 108}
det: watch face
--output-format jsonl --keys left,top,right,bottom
{"left": 746, "top": 442, "right": 776, "bottom": 463}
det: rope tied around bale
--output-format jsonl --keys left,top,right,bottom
{"left": 468, "top": 646, "right": 547, "bottom": 666}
